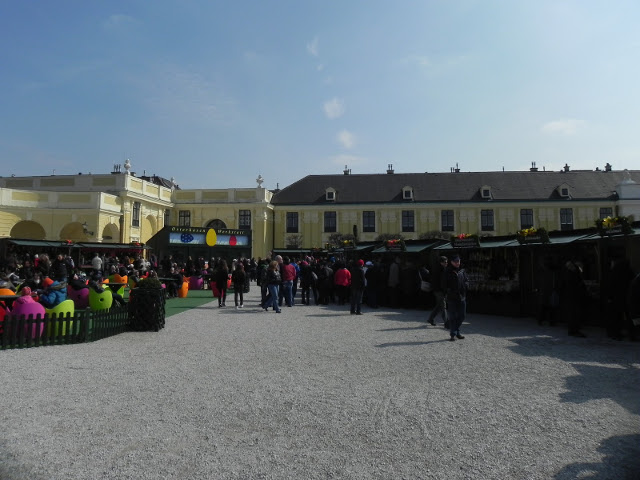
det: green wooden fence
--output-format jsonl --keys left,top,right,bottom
{"left": 1, "top": 306, "right": 131, "bottom": 350}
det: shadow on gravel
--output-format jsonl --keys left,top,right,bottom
{"left": 560, "top": 364, "right": 640, "bottom": 415}
{"left": 375, "top": 339, "right": 451, "bottom": 348}
{"left": 377, "top": 325, "right": 429, "bottom": 332}
{"left": 553, "top": 433, "right": 640, "bottom": 480}
{"left": 507, "top": 337, "right": 640, "bottom": 414}
{"left": 507, "top": 336, "right": 638, "bottom": 365}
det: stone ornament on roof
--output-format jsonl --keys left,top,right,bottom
{"left": 622, "top": 169, "right": 635, "bottom": 184}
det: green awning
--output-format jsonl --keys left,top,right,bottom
{"left": 478, "top": 239, "right": 520, "bottom": 248}
{"left": 354, "top": 244, "right": 376, "bottom": 252}
{"left": 547, "top": 234, "right": 592, "bottom": 244}
{"left": 435, "top": 239, "right": 518, "bottom": 250}
{"left": 77, "top": 243, "right": 151, "bottom": 250}
{"left": 371, "top": 241, "right": 441, "bottom": 254}
{"left": 8, "top": 239, "right": 67, "bottom": 248}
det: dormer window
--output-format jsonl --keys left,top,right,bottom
{"left": 325, "top": 188, "right": 336, "bottom": 201}
{"left": 480, "top": 185, "right": 492, "bottom": 200}
{"left": 557, "top": 183, "right": 571, "bottom": 198}
{"left": 402, "top": 186, "right": 414, "bottom": 201}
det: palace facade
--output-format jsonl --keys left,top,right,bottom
{"left": 1, "top": 163, "right": 639, "bottom": 260}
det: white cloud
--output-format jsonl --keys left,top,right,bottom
{"left": 317, "top": 64, "right": 324, "bottom": 72}
{"left": 307, "top": 37, "right": 319, "bottom": 57}
{"left": 103, "top": 14, "right": 135, "bottom": 30}
{"left": 399, "top": 53, "right": 469, "bottom": 76}
{"left": 541, "top": 119, "right": 586, "bottom": 135}
{"left": 323, "top": 98, "right": 345, "bottom": 119}
{"left": 401, "top": 54, "right": 432, "bottom": 68}
{"left": 337, "top": 130, "right": 356, "bottom": 149}
{"left": 134, "top": 63, "right": 236, "bottom": 125}
{"left": 328, "top": 154, "right": 368, "bottom": 167}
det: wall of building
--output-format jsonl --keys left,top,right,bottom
{"left": 272, "top": 200, "right": 621, "bottom": 248}
{"left": 0, "top": 171, "right": 636, "bottom": 257}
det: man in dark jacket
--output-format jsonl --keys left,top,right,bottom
{"left": 444, "top": 254, "right": 469, "bottom": 341}
{"left": 427, "top": 256, "right": 449, "bottom": 327}
{"left": 50, "top": 254, "right": 69, "bottom": 282}
{"left": 349, "top": 259, "right": 366, "bottom": 315}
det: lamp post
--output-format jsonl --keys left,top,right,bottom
{"left": 82, "top": 222, "right": 94, "bottom": 237}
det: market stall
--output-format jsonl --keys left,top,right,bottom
{"left": 146, "top": 226, "right": 252, "bottom": 265}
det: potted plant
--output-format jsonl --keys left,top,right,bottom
{"left": 516, "top": 227, "right": 550, "bottom": 244}
{"left": 385, "top": 238, "right": 406, "bottom": 251}
{"left": 595, "top": 215, "right": 632, "bottom": 236}
{"left": 128, "top": 277, "right": 166, "bottom": 331}
{"left": 450, "top": 233, "right": 480, "bottom": 248}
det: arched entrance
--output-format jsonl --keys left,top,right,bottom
{"left": 59, "top": 222, "right": 91, "bottom": 242}
{"left": 205, "top": 219, "right": 227, "bottom": 230}
{"left": 10, "top": 221, "right": 46, "bottom": 240}
{"left": 141, "top": 215, "right": 157, "bottom": 242}
{"left": 101, "top": 223, "right": 120, "bottom": 243}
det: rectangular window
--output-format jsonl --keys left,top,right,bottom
{"left": 402, "top": 210, "right": 415, "bottom": 232}
{"left": 286, "top": 212, "right": 299, "bottom": 233}
{"left": 324, "top": 211, "right": 336, "bottom": 233}
{"left": 481, "top": 209, "right": 494, "bottom": 231}
{"left": 520, "top": 209, "right": 534, "bottom": 229}
{"left": 362, "top": 211, "right": 375, "bottom": 233}
{"left": 178, "top": 210, "right": 191, "bottom": 227}
{"left": 560, "top": 208, "right": 573, "bottom": 231}
{"left": 132, "top": 202, "right": 141, "bottom": 227}
{"left": 239, "top": 209, "right": 251, "bottom": 230}
{"left": 441, "top": 210, "right": 454, "bottom": 232}
{"left": 599, "top": 207, "right": 613, "bottom": 219}
{"left": 164, "top": 209, "right": 171, "bottom": 226}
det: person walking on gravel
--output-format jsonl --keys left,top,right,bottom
{"left": 444, "top": 254, "right": 468, "bottom": 341}
{"left": 427, "top": 256, "right": 448, "bottom": 327}
{"left": 263, "top": 261, "right": 282, "bottom": 313}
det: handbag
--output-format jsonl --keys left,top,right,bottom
{"left": 419, "top": 270, "right": 432, "bottom": 292}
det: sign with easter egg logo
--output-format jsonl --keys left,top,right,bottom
{"left": 205, "top": 228, "right": 217, "bottom": 246}
{"left": 168, "top": 226, "right": 249, "bottom": 247}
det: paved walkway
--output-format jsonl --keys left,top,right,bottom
{"left": 1, "top": 287, "right": 639, "bottom": 479}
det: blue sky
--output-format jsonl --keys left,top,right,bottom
{"left": 1, "top": 1, "right": 638, "bottom": 190}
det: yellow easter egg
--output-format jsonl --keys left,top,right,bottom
{"left": 205, "top": 228, "right": 217, "bottom": 246}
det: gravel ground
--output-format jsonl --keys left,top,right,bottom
{"left": 1, "top": 288, "right": 639, "bottom": 480}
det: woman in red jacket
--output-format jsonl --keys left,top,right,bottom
{"left": 333, "top": 263, "right": 351, "bottom": 306}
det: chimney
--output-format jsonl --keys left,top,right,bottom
{"left": 563, "top": 163, "right": 570, "bottom": 172}
{"left": 386, "top": 164, "right": 394, "bottom": 174}
{"left": 454, "top": 163, "right": 460, "bottom": 173}
{"left": 530, "top": 162, "right": 538, "bottom": 172}
{"left": 605, "top": 163, "right": 612, "bottom": 172}
{"left": 343, "top": 165, "right": 351, "bottom": 175}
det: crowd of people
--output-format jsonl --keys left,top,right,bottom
{"left": 1, "top": 249, "right": 639, "bottom": 342}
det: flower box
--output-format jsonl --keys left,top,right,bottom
{"left": 595, "top": 216, "right": 632, "bottom": 236}
{"left": 341, "top": 240, "right": 355, "bottom": 250}
{"left": 516, "top": 228, "right": 549, "bottom": 245}
{"left": 385, "top": 239, "right": 406, "bottom": 251}
{"left": 451, "top": 234, "right": 479, "bottom": 248}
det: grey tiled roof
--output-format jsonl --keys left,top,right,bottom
{"left": 271, "top": 170, "right": 640, "bottom": 205}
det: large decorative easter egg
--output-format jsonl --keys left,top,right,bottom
{"left": 206, "top": 229, "right": 217, "bottom": 246}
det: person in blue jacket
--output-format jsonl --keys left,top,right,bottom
{"left": 38, "top": 277, "right": 67, "bottom": 309}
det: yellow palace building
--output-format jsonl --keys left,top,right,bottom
{"left": 1, "top": 161, "right": 639, "bottom": 260}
